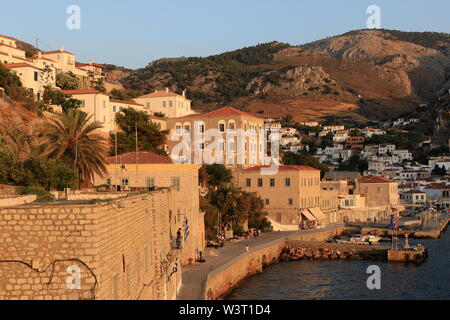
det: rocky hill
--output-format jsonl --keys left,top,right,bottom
{"left": 105, "top": 29, "right": 450, "bottom": 123}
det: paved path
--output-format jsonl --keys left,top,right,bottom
{"left": 177, "top": 231, "right": 295, "bottom": 300}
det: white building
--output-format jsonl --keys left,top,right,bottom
{"left": 134, "top": 89, "right": 194, "bottom": 118}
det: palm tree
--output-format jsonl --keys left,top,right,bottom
{"left": 37, "top": 109, "right": 108, "bottom": 187}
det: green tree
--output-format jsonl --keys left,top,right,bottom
{"left": 56, "top": 72, "right": 80, "bottom": 90}
{"left": 283, "top": 152, "right": 329, "bottom": 176}
{"left": 37, "top": 109, "right": 108, "bottom": 186}
{"left": 0, "top": 63, "right": 22, "bottom": 95}
{"left": 111, "top": 108, "right": 168, "bottom": 156}
{"left": 338, "top": 155, "right": 369, "bottom": 173}
{"left": 43, "top": 88, "right": 82, "bottom": 112}
{"left": 203, "top": 164, "right": 233, "bottom": 187}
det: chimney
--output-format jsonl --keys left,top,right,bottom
{"left": 60, "top": 46, "right": 65, "bottom": 52}
{"left": 38, "top": 51, "right": 42, "bottom": 59}
{"left": 165, "top": 87, "right": 169, "bottom": 93}
{"left": 182, "top": 89, "right": 186, "bottom": 98}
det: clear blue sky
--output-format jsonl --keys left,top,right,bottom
{"left": 1, "top": 0, "right": 449, "bottom": 69}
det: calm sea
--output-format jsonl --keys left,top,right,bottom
{"left": 227, "top": 230, "right": 450, "bottom": 300}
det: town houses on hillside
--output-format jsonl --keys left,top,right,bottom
{"left": 0, "top": 34, "right": 105, "bottom": 99}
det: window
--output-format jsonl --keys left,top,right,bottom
{"left": 184, "top": 125, "right": 190, "bottom": 132}
{"left": 219, "top": 123, "right": 225, "bottom": 132}
{"left": 200, "top": 143, "right": 205, "bottom": 150}
{"left": 34, "top": 71, "right": 39, "bottom": 81}
{"left": 265, "top": 199, "right": 270, "bottom": 205}
{"left": 258, "top": 178, "right": 263, "bottom": 187}
{"left": 229, "top": 122, "right": 235, "bottom": 130}
{"left": 199, "top": 124, "right": 205, "bottom": 133}
{"left": 113, "top": 106, "right": 117, "bottom": 112}
{"left": 246, "top": 179, "right": 251, "bottom": 187}
{"left": 122, "top": 178, "right": 129, "bottom": 186}
{"left": 106, "top": 179, "right": 112, "bottom": 186}
{"left": 163, "top": 101, "right": 167, "bottom": 108}
{"left": 285, "top": 178, "right": 291, "bottom": 187}
{"left": 289, "top": 199, "right": 293, "bottom": 205}
{"left": 270, "top": 179, "right": 275, "bottom": 187}
{"left": 146, "top": 178, "right": 155, "bottom": 189}
{"left": 169, "top": 101, "right": 173, "bottom": 108}
{"left": 171, "top": 177, "right": 181, "bottom": 192}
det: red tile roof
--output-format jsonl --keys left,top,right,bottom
{"left": 139, "top": 91, "right": 182, "bottom": 98}
{"left": 76, "top": 63, "right": 105, "bottom": 69}
{"left": 149, "top": 115, "right": 166, "bottom": 121}
{"left": 4, "top": 63, "right": 41, "bottom": 70}
{"left": 107, "top": 151, "right": 173, "bottom": 165}
{"left": 42, "top": 50, "right": 75, "bottom": 56}
{"left": 61, "top": 89, "right": 109, "bottom": 96}
{"left": 0, "top": 34, "right": 18, "bottom": 42}
{"left": 358, "top": 175, "right": 396, "bottom": 183}
{"left": 404, "top": 190, "right": 426, "bottom": 194}
{"left": 110, "top": 99, "right": 144, "bottom": 107}
{"left": 424, "top": 184, "right": 450, "bottom": 190}
{"left": 244, "top": 165, "right": 320, "bottom": 172}
{"left": 180, "top": 107, "right": 262, "bottom": 120}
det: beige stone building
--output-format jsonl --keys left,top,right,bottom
{"left": 167, "top": 107, "right": 268, "bottom": 167}
{"left": 62, "top": 89, "right": 114, "bottom": 132}
{"left": 356, "top": 175, "right": 400, "bottom": 207}
{"left": 93, "top": 151, "right": 205, "bottom": 266}
{"left": 0, "top": 190, "right": 184, "bottom": 300}
{"left": 234, "top": 165, "right": 324, "bottom": 229}
{"left": 4, "top": 63, "right": 48, "bottom": 99}
{"left": 134, "top": 89, "right": 194, "bottom": 118}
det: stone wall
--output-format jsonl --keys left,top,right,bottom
{"left": 0, "top": 190, "right": 182, "bottom": 300}
{"left": 0, "top": 195, "right": 36, "bottom": 207}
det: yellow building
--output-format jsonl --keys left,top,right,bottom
{"left": 234, "top": 165, "right": 325, "bottom": 229}
{"left": 93, "top": 151, "right": 205, "bottom": 265}
{"left": 356, "top": 175, "right": 400, "bottom": 207}
{"left": 62, "top": 89, "right": 114, "bottom": 132}
{"left": 167, "top": 107, "right": 267, "bottom": 166}
{"left": 4, "top": 63, "right": 47, "bottom": 99}
{"left": 134, "top": 89, "right": 194, "bottom": 118}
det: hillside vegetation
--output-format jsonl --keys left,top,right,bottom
{"left": 106, "top": 29, "right": 450, "bottom": 123}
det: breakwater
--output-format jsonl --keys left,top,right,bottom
{"left": 281, "top": 241, "right": 390, "bottom": 261}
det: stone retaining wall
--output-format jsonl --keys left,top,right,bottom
{"left": 0, "top": 195, "right": 36, "bottom": 207}
{"left": 204, "top": 224, "right": 345, "bottom": 300}
{"left": 0, "top": 191, "right": 180, "bottom": 300}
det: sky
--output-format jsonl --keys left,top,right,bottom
{"left": 1, "top": 0, "right": 449, "bottom": 69}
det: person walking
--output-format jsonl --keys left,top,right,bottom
{"left": 176, "top": 228, "right": 183, "bottom": 249}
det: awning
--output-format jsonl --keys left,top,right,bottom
{"left": 309, "top": 207, "right": 326, "bottom": 221}
{"left": 301, "top": 210, "right": 316, "bottom": 221}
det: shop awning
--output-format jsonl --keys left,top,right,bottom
{"left": 309, "top": 207, "right": 326, "bottom": 221}
{"left": 301, "top": 209, "right": 316, "bottom": 221}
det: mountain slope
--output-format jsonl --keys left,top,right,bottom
{"left": 112, "top": 29, "right": 450, "bottom": 124}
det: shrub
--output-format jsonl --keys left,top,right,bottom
{"left": 17, "top": 186, "right": 56, "bottom": 203}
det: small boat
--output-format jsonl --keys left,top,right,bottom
{"left": 350, "top": 235, "right": 382, "bottom": 244}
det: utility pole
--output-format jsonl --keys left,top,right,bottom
{"left": 135, "top": 120, "right": 139, "bottom": 191}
